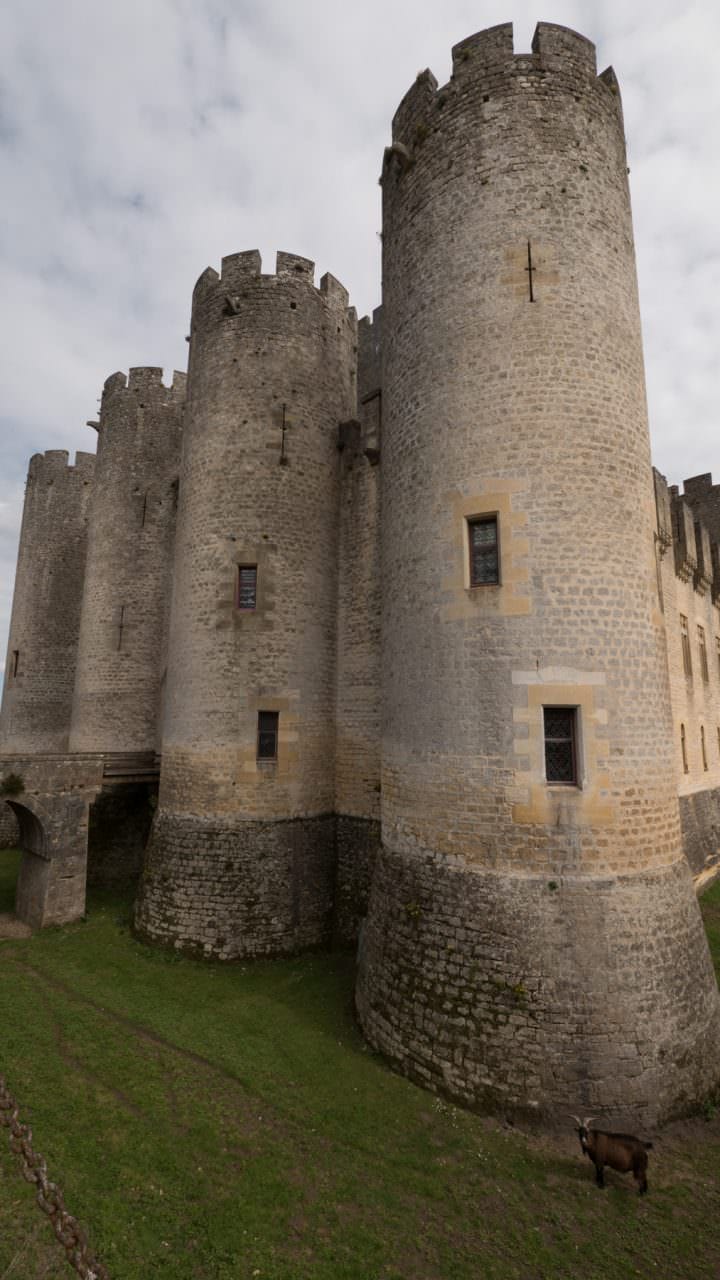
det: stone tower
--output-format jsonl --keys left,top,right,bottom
{"left": 0, "top": 450, "right": 95, "bottom": 753}
{"left": 70, "top": 367, "right": 185, "bottom": 755}
{"left": 355, "top": 22, "right": 720, "bottom": 1125}
{"left": 135, "top": 251, "right": 357, "bottom": 956}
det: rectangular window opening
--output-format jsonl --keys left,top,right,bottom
{"left": 680, "top": 614, "right": 692, "bottom": 679}
{"left": 237, "top": 565, "right": 258, "bottom": 611}
{"left": 701, "top": 725, "right": 708, "bottom": 772}
{"left": 11, "top": 650, "right": 19, "bottom": 678}
{"left": 681, "top": 723, "right": 689, "bottom": 774}
{"left": 257, "top": 710, "right": 279, "bottom": 761}
{"left": 698, "top": 626, "right": 709, "bottom": 683}
{"left": 544, "top": 706, "right": 578, "bottom": 786}
{"left": 468, "top": 515, "right": 499, "bottom": 586}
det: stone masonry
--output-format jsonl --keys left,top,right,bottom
{"left": 1, "top": 20, "right": 719, "bottom": 1126}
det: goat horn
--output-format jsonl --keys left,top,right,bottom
{"left": 568, "top": 1114, "right": 583, "bottom": 1125}
{"left": 583, "top": 1116, "right": 597, "bottom": 1127}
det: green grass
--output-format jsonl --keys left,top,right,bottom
{"left": 0, "top": 850, "right": 719, "bottom": 1280}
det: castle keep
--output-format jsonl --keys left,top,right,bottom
{"left": 2, "top": 23, "right": 719, "bottom": 1126}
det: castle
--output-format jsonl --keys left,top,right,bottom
{"left": 2, "top": 22, "right": 720, "bottom": 1127}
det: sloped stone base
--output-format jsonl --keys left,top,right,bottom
{"left": 356, "top": 845, "right": 720, "bottom": 1127}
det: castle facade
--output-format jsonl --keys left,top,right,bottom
{"left": 2, "top": 22, "right": 719, "bottom": 1126}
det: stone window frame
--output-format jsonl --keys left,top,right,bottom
{"left": 698, "top": 625, "right": 709, "bottom": 683}
{"left": 467, "top": 513, "right": 500, "bottom": 587}
{"left": 236, "top": 564, "right": 258, "bottom": 612}
{"left": 680, "top": 614, "right": 692, "bottom": 679}
{"left": 542, "top": 705, "right": 580, "bottom": 787}
{"left": 257, "top": 710, "right": 279, "bottom": 762}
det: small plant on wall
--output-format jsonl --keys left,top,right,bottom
{"left": 0, "top": 773, "right": 24, "bottom": 797}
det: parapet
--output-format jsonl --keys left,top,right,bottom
{"left": 27, "top": 449, "right": 96, "bottom": 486}
{"left": 388, "top": 21, "right": 620, "bottom": 157}
{"left": 530, "top": 22, "right": 597, "bottom": 74}
{"left": 358, "top": 306, "right": 383, "bottom": 401}
{"left": 658, "top": 471, "right": 720, "bottom": 598}
{"left": 191, "top": 249, "right": 354, "bottom": 319}
{"left": 100, "top": 367, "right": 186, "bottom": 410}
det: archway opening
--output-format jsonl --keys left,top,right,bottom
{"left": 0, "top": 800, "right": 21, "bottom": 914}
{"left": 5, "top": 800, "right": 49, "bottom": 927}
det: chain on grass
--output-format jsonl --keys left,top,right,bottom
{"left": 0, "top": 1074, "right": 110, "bottom": 1280}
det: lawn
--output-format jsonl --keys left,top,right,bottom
{"left": 1, "top": 847, "right": 719, "bottom": 1280}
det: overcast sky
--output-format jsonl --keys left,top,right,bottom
{"left": 2, "top": 0, "right": 719, "bottom": 670}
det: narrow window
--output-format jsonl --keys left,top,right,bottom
{"left": 468, "top": 515, "right": 499, "bottom": 586}
{"left": 543, "top": 707, "right": 578, "bottom": 785}
{"left": 237, "top": 565, "right": 257, "bottom": 611}
{"left": 717, "top": 726, "right": 720, "bottom": 759}
{"left": 698, "top": 626, "right": 709, "bottom": 683}
{"left": 680, "top": 615, "right": 692, "bottom": 679}
{"left": 11, "top": 650, "right": 19, "bottom": 678}
{"left": 257, "top": 711, "right": 279, "bottom": 761}
{"left": 681, "top": 723, "right": 689, "bottom": 774}
{"left": 701, "top": 725, "right": 708, "bottom": 772}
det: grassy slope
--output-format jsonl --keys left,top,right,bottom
{"left": 0, "top": 848, "right": 718, "bottom": 1280}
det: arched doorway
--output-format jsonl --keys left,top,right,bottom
{"left": 0, "top": 800, "right": 21, "bottom": 915}
{"left": 6, "top": 800, "right": 49, "bottom": 928}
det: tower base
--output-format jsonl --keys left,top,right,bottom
{"left": 356, "top": 846, "right": 720, "bottom": 1127}
{"left": 135, "top": 809, "right": 337, "bottom": 958}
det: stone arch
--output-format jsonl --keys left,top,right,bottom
{"left": 0, "top": 799, "right": 20, "bottom": 850}
{"left": 7, "top": 800, "right": 50, "bottom": 927}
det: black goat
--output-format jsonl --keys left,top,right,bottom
{"left": 571, "top": 1115, "right": 653, "bottom": 1194}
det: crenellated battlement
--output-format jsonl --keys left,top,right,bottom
{"left": 100, "top": 367, "right": 186, "bottom": 411}
{"left": 28, "top": 449, "right": 96, "bottom": 481}
{"left": 388, "top": 20, "right": 621, "bottom": 157}
{"left": 655, "top": 469, "right": 720, "bottom": 596}
{"left": 451, "top": 21, "right": 514, "bottom": 76}
{"left": 191, "top": 249, "right": 354, "bottom": 320}
{"left": 530, "top": 22, "right": 596, "bottom": 73}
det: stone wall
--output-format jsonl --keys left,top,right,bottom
{"left": 0, "top": 451, "right": 95, "bottom": 752}
{"left": 70, "top": 368, "right": 184, "bottom": 754}
{"left": 358, "top": 847, "right": 720, "bottom": 1126}
{"left": 333, "top": 307, "right": 383, "bottom": 943}
{"left": 136, "top": 810, "right": 336, "bottom": 957}
{"left": 654, "top": 469, "right": 720, "bottom": 876}
{"left": 0, "top": 801, "right": 19, "bottom": 849}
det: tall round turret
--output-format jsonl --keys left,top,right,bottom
{"left": 356, "top": 22, "right": 720, "bottom": 1125}
{"left": 135, "top": 250, "right": 356, "bottom": 957}
{"left": 0, "top": 450, "right": 95, "bottom": 752}
{"left": 70, "top": 367, "right": 185, "bottom": 754}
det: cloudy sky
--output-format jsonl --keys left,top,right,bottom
{"left": 1, "top": 0, "right": 719, "bottom": 668}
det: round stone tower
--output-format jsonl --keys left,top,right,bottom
{"left": 135, "top": 250, "right": 356, "bottom": 957}
{"left": 0, "top": 450, "right": 95, "bottom": 753}
{"left": 70, "top": 367, "right": 185, "bottom": 754}
{"left": 356, "top": 22, "right": 720, "bottom": 1126}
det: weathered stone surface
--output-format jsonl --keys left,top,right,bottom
{"left": 70, "top": 369, "right": 184, "bottom": 754}
{"left": 0, "top": 452, "right": 94, "bottom": 753}
{"left": 0, "top": 802, "right": 19, "bottom": 849}
{"left": 135, "top": 809, "right": 336, "bottom": 957}
{"left": 357, "top": 847, "right": 720, "bottom": 1127}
